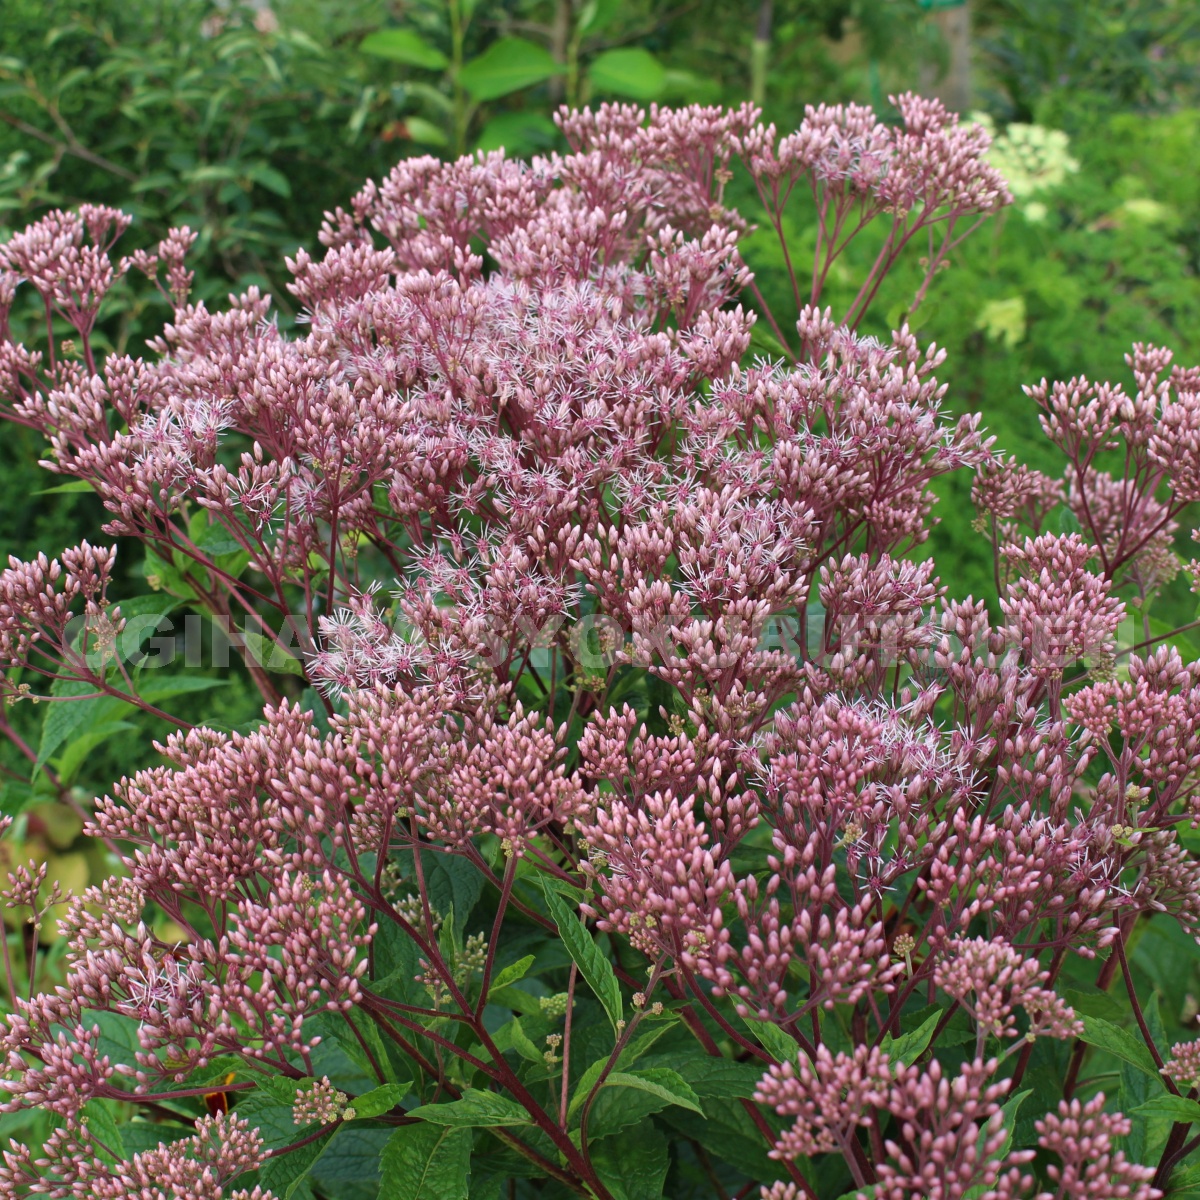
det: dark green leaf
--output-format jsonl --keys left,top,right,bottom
{"left": 379, "top": 1124, "right": 471, "bottom": 1200}
{"left": 1133, "top": 1094, "right": 1200, "bottom": 1124}
{"left": 589, "top": 1121, "right": 669, "bottom": 1200}
{"left": 540, "top": 879, "right": 622, "bottom": 1032}
{"left": 260, "top": 1127, "right": 336, "bottom": 1198}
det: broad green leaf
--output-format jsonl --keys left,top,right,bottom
{"left": 1079, "top": 1014, "right": 1160, "bottom": 1078}
{"left": 540, "top": 879, "right": 622, "bottom": 1032}
{"left": 587, "top": 48, "right": 666, "bottom": 100}
{"left": 489, "top": 954, "right": 535, "bottom": 994}
{"left": 360, "top": 29, "right": 448, "bottom": 70}
{"left": 880, "top": 1010, "right": 940, "bottom": 1066}
{"left": 36, "top": 681, "right": 118, "bottom": 775}
{"left": 589, "top": 1122, "right": 669, "bottom": 1200}
{"left": 585, "top": 1067, "right": 704, "bottom": 1136}
{"left": 53, "top": 719, "right": 135, "bottom": 784}
{"left": 82, "top": 1099, "right": 127, "bottom": 1163}
{"left": 348, "top": 1082, "right": 409, "bottom": 1120}
{"left": 379, "top": 1124, "right": 471, "bottom": 1200}
{"left": 402, "top": 116, "right": 449, "bottom": 147}
{"left": 570, "top": 1023, "right": 680, "bottom": 1120}
{"left": 260, "top": 1127, "right": 336, "bottom": 1198}
{"left": 409, "top": 1088, "right": 531, "bottom": 1128}
{"left": 506, "top": 1017, "right": 543, "bottom": 1064}
{"left": 246, "top": 163, "right": 291, "bottom": 198}
{"left": 740, "top": 1014, "right": 797, "bottom": 1063}
{"left": 473, "top": 112, "right": 558, "bottom": 155}
{"left": 606, "top": 1069, "right": 704, "bottom": 1115}
{"left": 669, "top": 1055, "right": 764, "bottom": 1099}
{"left": 1133, "top": 1094, "right": 1200, "bottom": 1124}
{"left": 963, "top": 1090, "right": 1030, "bottom": 1200}
{"left": 457, "top": 38, "right": 561, "bottom": 101}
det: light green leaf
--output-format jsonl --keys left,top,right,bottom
{"left": 409, "top": 1088, "right": 532, "bottom": 1128}
{"left": 457, "top": 38, "right": 561, "bottom": 101}
{"left": 33, "top": 479, "right": 93, "bottom": 495}
{"left": 577, "top": 0, "right": 621, "bottom": 34}
{"left": 473, "top": 112, "right": 558, "bottom": 155}
{"left": 540, "top": 879, "right": 622, "bottom": 1032}
{"left": 82, "top": 1099, "right": 127, "bottom": 1163}
{"left": 506, "top": 1017, "right": 544, "bottom": 1064}
{"left": 489, "top": 955, "right": 535, "bottom": 994}
{"left": 379, "top": 1124, "right": 471, "bottom": 1200}
{"left": 1079, "top": 1014, "right": 1161, "bottom": 1078}
{"left": 880, "top": 1010, "right": 940, "bottom": 1066}
{"left": 243, "top": 629, "right": 306, "bottom": 677}
{"left": 401, "top": 116, "right": 449, "bottom": 147}
{"left": 604, "top": 1068, "right": 704, "bottom": 1115}
{"left": 360, "top": 29, "right": 449, "bottom": 70}
{"left": 740, "top": 1015, "right": 797, "bottom": 1063}
{"left": 587, "top": 48, "right": 666, "bottom": 100}
{"left": 36, "top": 681, "right": 117, "bottom": 775}
{"left": 1133, "top": 1094, "right": 1200, "bottom": 1124}
{"left": 347, "top": 1082, "right": 409, "bottom": 1120}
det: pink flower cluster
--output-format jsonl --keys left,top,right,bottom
{"left": 0, "top": 94, "right": 1194, "bottom": 1197}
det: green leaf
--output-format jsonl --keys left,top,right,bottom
{"left": 880, "top": 1010, "right": 940, "bottom": 1067}
{"left": 605, "top": 1067, "right": 703, "bottom": 1114}
{"left": 246, "top": 163, "right": 292, "bottom": 198}
{"left": 489, "top": 955, "right": 535, "bottom": 994}
{"left": 586, "top": 1068, "right": 705, "bottom": 1136}
{"left": 539, "top": 879, "right": 622, "bottom": 1032}
{"left": 669, "top": 1056, "right": 764, "bottom": 1099}
{"left": 82, "top": 1099, "right": 127, "bottom": 1163}
{"left": 1079, "top": 1014, "right": 1161, "bottom": 1078}
{"left": 379, "top": 1124, "right": 471, "bottom": 1200}
{"left": 136, "top": 675, "right": 228, "bottom": 704}
{"left": 499, "top": 1016, "right": 543, "bottom": 1064}
{"left": 457, "top": 38, "right": 561, "bottom": 101}
{"left": 589, "top": 1122, "right": 669, "bottom": 1200}
{"left": 36, "top": 681, "right": 116, "bottom": 775}
{"left": 360, "top": 29, "right": 448, "bottom": 70}
{"left": 348, "top": 1082, "right": 409, "bottom": 1120}
{"left": 473, "top": 113, "right": 558, "bottom": 155}
{"left": 963, "top": 1090, "right": 1030, "bottom": 1200}
{"left": 577, "top": 0, "right": 621, "bottom": 34}
{"left": 401, "top": 116, "right": 449, "bottom": 147}
{"left": 587, "top": 48, "right": 666, "bottom": 100}
{"left": 260, "top": 1127, "right": 336, "bottom": 1198}
{"left": 53, "top": 719, "right": 135, "bottom": 785}
{"left": 1133, "top": 1094, "right": 1200, "bottom": 1124}
{"left": 33, "top": 479, "right": 94, "bottom": 495}
{"left": 243, "top": 629, "right": 306, "bottom": 677}
{"left": 740, "top": 1015, "right": 797, "bottom": 1063}
{"left": 409, "top": 1088, "right": 531, "bottom": 1128}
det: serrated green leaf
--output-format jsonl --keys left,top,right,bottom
{"left": 880, "top": 1010, "right": 940, "bottom": 1066}
{"left": 1079, "top": 1014, "right": 1161, "bottom": 1078}
{"left": 740, "top": 1014, "right": 797, "bottom": 1063}
{"left": 260, "top": 1127, "right": 336, "bottom": 1198}
{"left": 360, "top": 29, "right": 448, "bottom": 70}
{"left": 409, "top": 1088, "right": 531, "bottom": 1128}
{"left": 379, "top": 1123, "right": 471, "bottom": 1200}
{"left": 82, "top": 1099, "right": 126, "bottom": 1163}
{"left": 457, "top": 38, "right": 560, "bottom": 101}
{"left": 540, "top": 879, "right": 621, "bottom": 1033}
{"left": 604, "top": 1067, "right": 703, "bottom": 1115}
{"left": 348, "top": 1082, "right": 409, "bottom": 1120}
{"left": 587, "top": 48, "right": 666, "bottom": 100}
{"left": 590, "top": 1122, "right": 669, "bottom": 1200}
{"left": 1133, "top": 1094, "right": 1200, "bottom": 1124}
